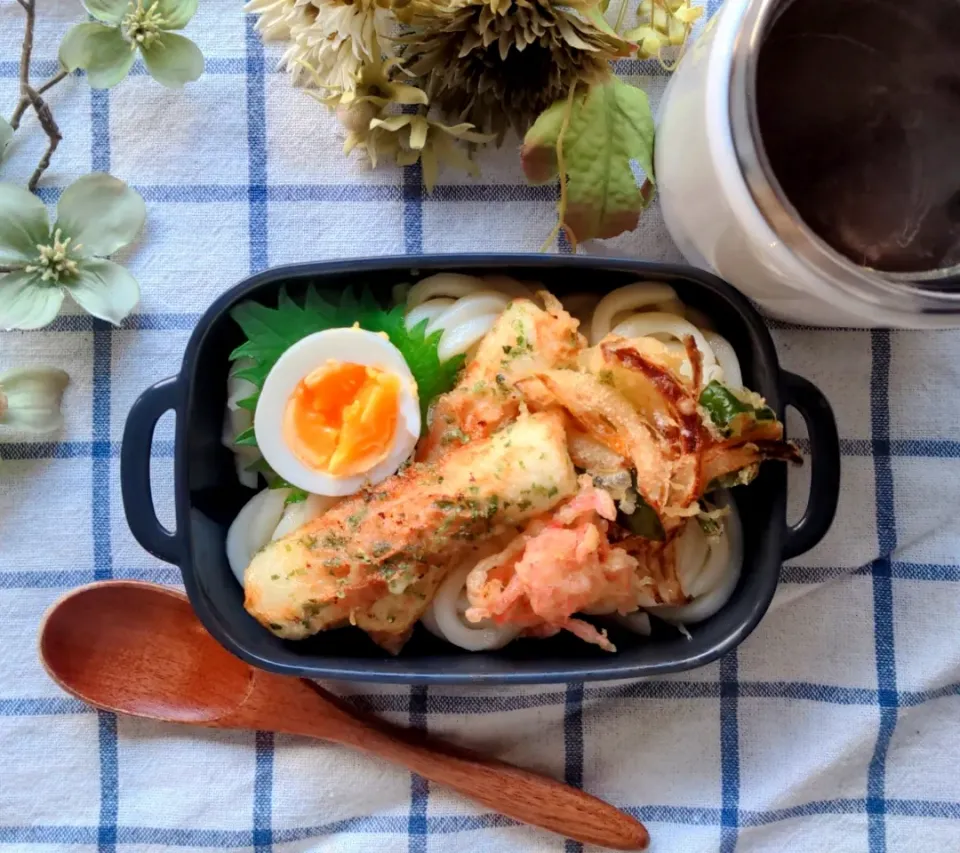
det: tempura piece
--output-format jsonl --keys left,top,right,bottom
{"left": 244, "top": 411, "right": 578, "bottom": 647}
{"left": 517, "top": 368, "right": 682, "bottom": 513}
{"left": 521, "top": 332, "right": 799, "bottom": 527}
{"left": 608, "top": 529, "right": 688, "bottom": 607}
{"left": 419, "top": 294, "right": 584, "bottom": 460}
{"left": 566, "top": 426, "right": 631, "bottom": 475}
{"left": 464, "top": 478, "right": 644, "bottom": 651}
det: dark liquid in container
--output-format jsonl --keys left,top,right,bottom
{"left": 755, "top": 0, "right": 960, "bottom": 274}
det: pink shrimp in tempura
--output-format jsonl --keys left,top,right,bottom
{"left": 464, "top": 477, "right": 642, "bottom": 651}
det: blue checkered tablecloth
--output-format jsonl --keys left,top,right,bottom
{"left": 2, "top": 1, "right": 959, "bottom": 851}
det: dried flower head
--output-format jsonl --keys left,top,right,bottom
{"left": 399, "top": 0, "right": 628, "bottom": 141}
{"left": 309, "top": 57, "right": 429, "bottom": 110}
{"left": 624, "top": 0, "right": 702, "bottom": 61}
{"left": 279, "top": 0, "right": 386, "bottom": 88}
{"left": 244, "top": 0, "right": 316, "bottom": 40}
{"left": 346, "top": 111, "right": 493, "bottom": 191}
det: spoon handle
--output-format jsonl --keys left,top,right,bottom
{"left": 235, "top": 676, "right": 648, "bottom": 851}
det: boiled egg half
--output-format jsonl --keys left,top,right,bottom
{"left": 254, "top": 328, "right": 420, "bottom": 496}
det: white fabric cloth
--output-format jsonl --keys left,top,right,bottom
{"left": 1, "top": 1, "right": 957, "bottom": 851}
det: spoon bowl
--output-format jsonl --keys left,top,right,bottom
{"left": 41, "top": 581, "right": 251, "bottom": 723}
{"left": 39, "top": 581, "right": 650, "bottom": 851}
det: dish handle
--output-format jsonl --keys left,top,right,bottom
{"left": 121, "top": 376, "right": 182, "bottom": 564}
{"left": 780, "top": 371, "right": 841, "bottom": 560}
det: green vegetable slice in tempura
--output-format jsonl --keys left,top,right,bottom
{"left": 699, "top": 380, "right": 774, "bottom": 434}
{"left": 620, "top": 494, "right": 664, "bottom": 541}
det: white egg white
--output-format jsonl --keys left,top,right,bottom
{"left": 254, "top": 328, "right": 421, "bottom": 496}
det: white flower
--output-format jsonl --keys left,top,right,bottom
{"left": 0, "top": 174, "right": 145, "bottom": 330}
{"left": 60, "top": 0, "right": 203, "bottom": 90}
{"left": 243, "top": 0, "right": 314, "bottom": 42}
{"left": 245, "top": 0, "right": 386, "bottom": 90}
{"left": 281, "top": 0, "right": 384, "bottom": 88}
{"left": 0, "top": 367, "right": 70, "bottom": 434}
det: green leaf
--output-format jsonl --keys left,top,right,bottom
{"left": 699, "top": 380, "right": 774, "bottom": 432}
{"left": 229, "top": 288, "right": 333, "bottom": 367}
{"left": 228, "top": 286, "right": 465, "bottom": 446}
{"left": 234, "top": 426, "right": 258, "bottom": 446}
{"left": 521, "top": 78, "right": 656, "bottom": 243}
{"left": 303, "top": 287, "right": 337, "bottom": 317}
{"left": 284, "top": 488, "right": 309, "bottom": 506}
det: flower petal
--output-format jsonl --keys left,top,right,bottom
{"left": 82, "top": 0, "right": 131, "bottom": 25}
{"left": 0, "top": 271, "right": 64, "bottom": 330}
{"left": 421, "top": 147, "right": 438, "bottom": 194}
{"left": 370, "top": 115, "right": 412, "bottom": 132}
{"left": 409, "top": 118, "right": 429, "bottom": 151}
{"left": 59, "top": 23, "right": 135, "bottom": 89}
{"left": 67, "top": 258, "right": 140, "bottom": 325}
{"left": 389, "top": 83, "right": 429, "bottom": 106}
{"left": 54, "top": 174, "right": 146, "bottom": 258}
{"left": 141, "top": 32, "right": 203, "bottom": 88}
{"left": 59, "top": 23, "right": 98, "bottom": 70}
{"left": 156, "top": 0, "right": 199, "bottom": 29}
{"left": 0, "top": 184, "right": 49, "bottom": 266}
{"left": 0, "top": 367, "right": 70, "bottom": 434}
{"left": 0, "top": 117, "right": 12, "bottom": 163}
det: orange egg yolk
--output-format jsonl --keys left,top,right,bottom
{"left": 283, "top": 360, "right": 399, "bottom": 478}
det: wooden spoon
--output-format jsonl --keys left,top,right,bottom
{"left": 39, "top": 581, "right": 649, "bottom": 850}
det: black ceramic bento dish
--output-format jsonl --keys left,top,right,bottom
{"left": 121, "top": 255, "right": 840, "bottom": 684}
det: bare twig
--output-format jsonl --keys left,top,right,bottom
{"left": 0, "top": 265, "right": 23, "bottom": 273}
{"left": 37, "top": 68, "right": 69, "bottom": 97}
{"left": 9, "top": 0, "right": 65, "bottom": 190}
{"left": 9, "top": 0, "right": 34, "bottom": 130}
{"left": 24, "top": 86, "right": 61, "bottom": 191}
{"left": 11, "top": 69, "right": 68, "bottom": 129}
{"left": 9, "top": 99, "right": 28, "bottom": 130}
